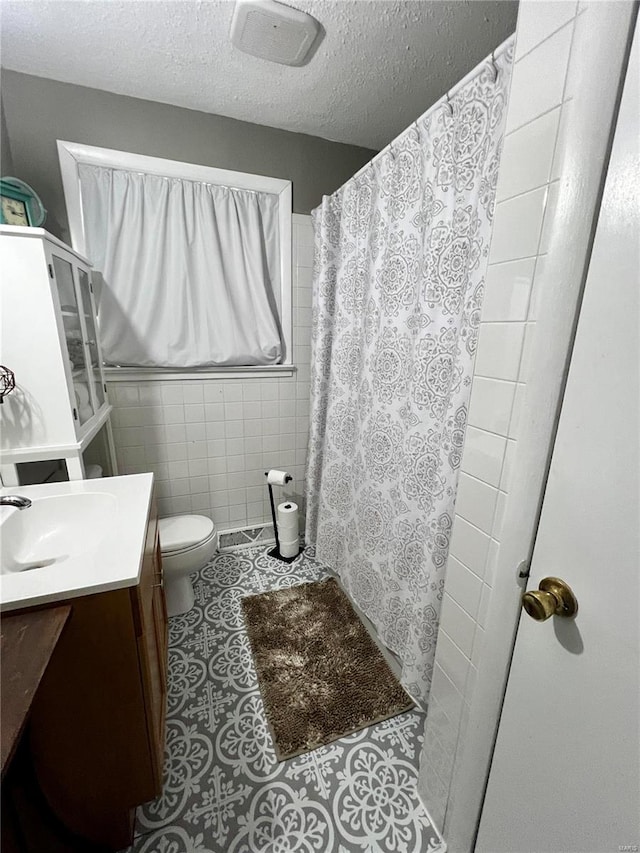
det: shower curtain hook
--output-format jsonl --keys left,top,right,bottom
{"left": 443, "top": 92, "right": 454, "bottom": 118}
{"left": 413, "top": 120, "right": 422, "bottom": 144}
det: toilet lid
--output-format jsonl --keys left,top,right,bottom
{"left": 159, "top": 514, "right": 215, "bottom": 553}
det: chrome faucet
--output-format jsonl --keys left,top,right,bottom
{"left": 0, "top": 495, "right": 32, "bottom": 509}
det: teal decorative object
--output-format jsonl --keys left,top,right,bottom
{"left": 0, "top": 177, "right": 47, "bottom": 227}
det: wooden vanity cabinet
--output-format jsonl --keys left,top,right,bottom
{"left": 26, "top": 496, "right": 168, "bottom": 851}
{"left": 132, "top": 503, "right": 168, "bottom": 790}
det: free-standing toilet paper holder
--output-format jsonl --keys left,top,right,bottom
{"left": 265, "top": 470, "right": 301, "bottom": 563}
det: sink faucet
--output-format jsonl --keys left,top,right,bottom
{"left": 0, "top": 495, "right": 32, "bottom": 509}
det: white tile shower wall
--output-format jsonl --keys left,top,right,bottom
{"left": 418, "top": 0, "right": 583, "bottom": 834}
{"left": 108, "top": 214, "right": 314, "bottom": 531}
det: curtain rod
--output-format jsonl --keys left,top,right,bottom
{"left": 82, "top": 163, "right": 269, "bottom": 196}
{"left": 348, "top": 33, "right": 515, "bottom": 185}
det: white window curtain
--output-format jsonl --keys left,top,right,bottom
{"left": 78, "top": 163, "right": 283, "bottom": 367}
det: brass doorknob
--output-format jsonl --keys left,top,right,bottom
{"left": 522, "top": 577, "right": 578, "bottom": 621}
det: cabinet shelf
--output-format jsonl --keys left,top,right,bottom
{"left": 62, "top": 309, "right": 93, "bottom": 321}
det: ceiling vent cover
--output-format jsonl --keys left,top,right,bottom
{"left": 230, "top": 0, "right": 323, "bottom": 67}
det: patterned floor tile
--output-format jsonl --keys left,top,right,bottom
{"left": 123, "top": 545, "right": 442, "bottom": 853}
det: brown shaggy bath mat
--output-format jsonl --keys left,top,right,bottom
{"left": 241, "top": 577, "right": 413, "bottom": 760}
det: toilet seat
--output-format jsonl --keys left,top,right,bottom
{"left": 159, "top": 514, "right": 215, "bottom": 555}
{"left": 164, "top": 531, "right": 217, "bottom": 557}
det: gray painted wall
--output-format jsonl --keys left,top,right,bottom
{"left": 1, "top": 70, "right": 375, "bottom": 241}
{"left": 1, "top": 100, "right": 14, "bottom": 175}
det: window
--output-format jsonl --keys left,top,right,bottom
{"left": 58, "top": 141, "right": 293, "bottom": 379}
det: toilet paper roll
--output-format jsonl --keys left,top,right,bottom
{"left": 277, "top": 501, "right": 298, "bottom": 533}
{"left": 277, "top": 501, "right": 298, "bottom": 516}
{"left": 279, "top": 538, "right": 299, "bottom": 559}
{"left": 267, "top": 469, "right": 292, "bottom": 486}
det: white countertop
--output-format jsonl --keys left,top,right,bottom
{"left": 0, "top": 473, "right": 154, "bottom": 612}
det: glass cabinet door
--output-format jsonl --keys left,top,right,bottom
{"left": 77, "top": 268, "right": 106, "bottom": 410}
{"left": 52, "top": 254, "right": 95, "bottom": 428}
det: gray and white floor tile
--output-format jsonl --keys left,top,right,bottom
{"left": 123, "top": 545, "right": 442, "bottom": 853}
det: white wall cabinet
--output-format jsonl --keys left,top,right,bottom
{"left": 0, "top": 225, "right": 117, "bottom": 484}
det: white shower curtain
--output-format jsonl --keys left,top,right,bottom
{"left": 305, "top": 46, "right": 513, "bottom": 705}
{"left": 79, "top": 164, "right": 282, "bottom": 367}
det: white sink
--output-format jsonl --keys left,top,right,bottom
{"left": 0, "top": 474, "right": 154, "bottom": 612}
{"left": 1, "top": 492, "right": 118, "bottom": 574}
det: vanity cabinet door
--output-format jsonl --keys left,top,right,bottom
{"left": 153, "top": 536, "right": 169, "bottom": 692}
{"left": 28, "top": 584, "right": 153, "bottom": 849}
{"left": 131, "top": 502, "right": 168, "bottom": 792}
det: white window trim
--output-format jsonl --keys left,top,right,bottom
{"left": 57, "top": 140, "right": 294, "bottom": 380}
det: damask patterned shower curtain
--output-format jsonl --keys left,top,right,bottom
{"left": 305, "top": 46, "right": 513, "bottom": 705}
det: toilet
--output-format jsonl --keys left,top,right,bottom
{"left": 158, "top": 514, "right": 218, "bottom": 616}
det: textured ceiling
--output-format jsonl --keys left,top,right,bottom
{"left": 0, "top": 0, "right": 518, "bottom": 150}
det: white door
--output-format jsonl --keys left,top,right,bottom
{"left": 476, "top": 22, "right": 640, "bottom": 853}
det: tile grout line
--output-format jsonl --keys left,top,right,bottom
{"left": 513, "top": 9, "right": 579, "bottom": 66}
{"left": 497, "top": 177, "right": 561, "bottom": 208}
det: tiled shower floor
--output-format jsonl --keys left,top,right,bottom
{"left": 123, "top": 545, "right": 442, "bottom": 853}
